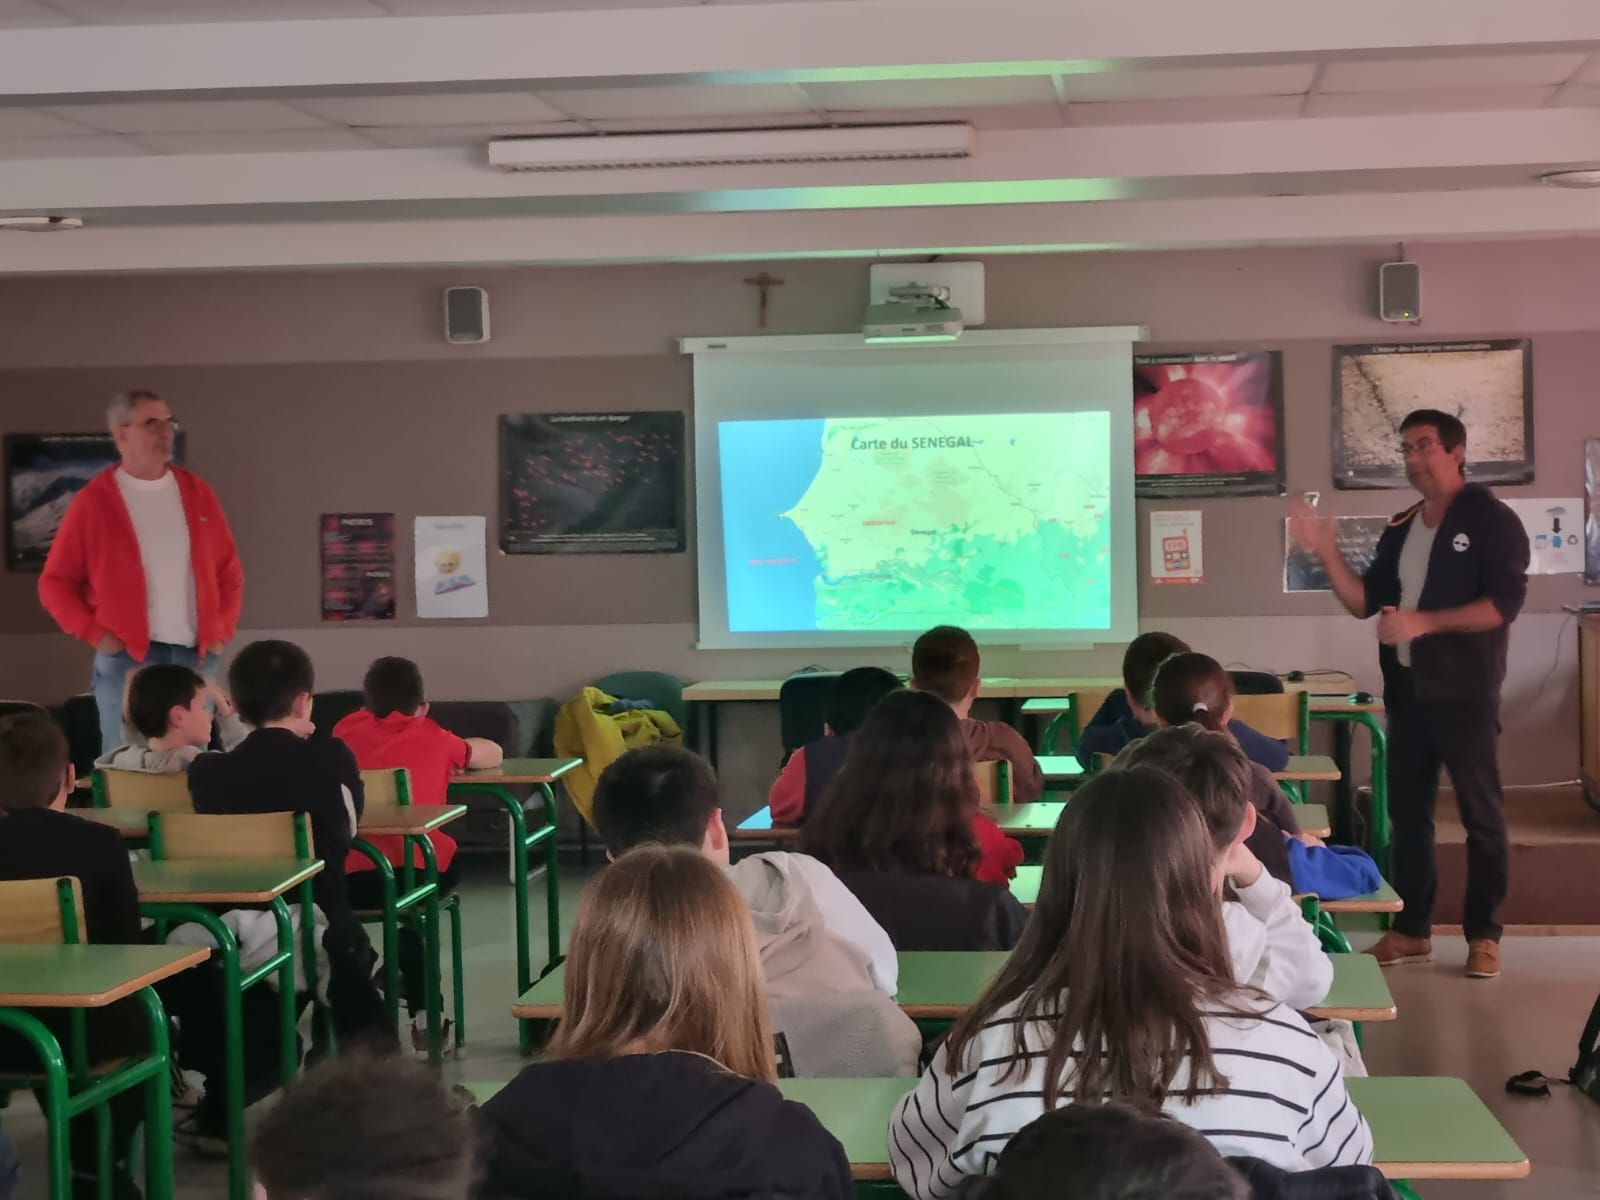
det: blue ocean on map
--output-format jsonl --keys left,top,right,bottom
{"left": 719, "top": 418, "right": 826, "bottom": 631}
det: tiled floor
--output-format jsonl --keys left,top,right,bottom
{"left": 4, "top": 859, "right": 1598, "bottom": 1198}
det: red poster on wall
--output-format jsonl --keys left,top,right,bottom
{"left": 321, "top": 513, "right": 396, "bottom": 621}
{"left": 1134, "top": 351, "right": 1285, "bottom": 498}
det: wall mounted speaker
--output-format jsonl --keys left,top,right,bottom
{"left": 1379, "top": 262, "right": 1421, "bottom": 324}
{"left": 443, "top": 286, "right": 490, "bottom": 344}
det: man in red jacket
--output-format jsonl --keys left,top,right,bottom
{"left": 39, "top": 390, "right": 244, "bottom": 753}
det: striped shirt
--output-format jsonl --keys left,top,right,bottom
{"left": 888, "top": 990, "right": 1372, "bottom": 1200}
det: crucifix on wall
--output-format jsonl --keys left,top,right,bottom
{"left": 744, "top": 271, "right": 784, "bottom": 328}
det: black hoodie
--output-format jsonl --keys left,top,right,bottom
{"left": 475, "top": 1051, "right": 854, "bottom": 1200}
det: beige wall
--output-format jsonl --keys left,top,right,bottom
{"left": 1, "top": 240, "right": 1594, "bottom": 802}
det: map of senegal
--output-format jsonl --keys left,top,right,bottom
{"left": 779, "top": 413, "right": 1111, "bottom": 631}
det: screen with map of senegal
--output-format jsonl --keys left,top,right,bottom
{"left": 688, "top": 338, "right": 1138, "bottom": 650}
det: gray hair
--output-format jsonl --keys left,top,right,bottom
{"left": 107, "top": 390, "right": 161, "bottom": 431}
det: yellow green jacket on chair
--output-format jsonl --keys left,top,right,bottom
{"left": 553, "top": 686, "right": 683, "bottom": 824}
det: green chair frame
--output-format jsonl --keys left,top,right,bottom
{"left": 145, "top": 813, "right": 311, "bottom": 1200}
{"left": 349, "top": 768, "right": 464, "bottom": 1058}
{"left": 0, "top": 878, "right": 178, "bottom": 1200}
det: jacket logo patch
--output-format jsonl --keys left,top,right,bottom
{"left": 1452, "top": 533, "right": 1470, "bottom": 552}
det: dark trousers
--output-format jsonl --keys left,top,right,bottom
{"left": 1386, "top": 698, "right": 1509, "bottom": 942}
{"left": 346, "top": 864, "right": 460, "bottom": 1018}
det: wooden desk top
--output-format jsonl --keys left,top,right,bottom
{"left": 985, "top": 803, "right": 1066, "bottom": 838}
{"left": 71, "top": 807, "right": 149, "bottom": 839}
{"left": 682, "top": 678, "right": 1124, "bottom": 703}
{"left": 732, "top": 806, "right": 798, "bottom": 840}
{"left": 1294, "top": 803, "right": 1332, "bottom": 838}
{"left": 454, "top": 758, "right": 582, "bottom": 786}
{"left": 356, "top": 804, "right": 468, "bottom": 837}
{"left": 1308, "top": 694, "right": 1386, "bottom": 715}
{"left": 0, "top": 943, "right": 210, "bottom": 1008}
{"left": 1035, "top": 756, "right": 1087, "bottom": 780}
{"left": 1348, "top": 1076, "right": 1529, "bottom": 1180}
{"left": 1308, "top": 881, "right": 1404, "bottom": 914}
{"left": 1279, "top": 755, "right": 1340, "bottom": 782}
{"left": 133, "top": 858, "right": 323, "bottom": 905}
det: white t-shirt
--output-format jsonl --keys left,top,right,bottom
{"left": 1395, "top": 515, "right": 1438, "bottom": 668}
{"left": 115, "top": 469, "right": 197, "bottom": 646}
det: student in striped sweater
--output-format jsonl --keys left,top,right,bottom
{"left": 887, "top": 766, "right": 1371, "bottom": 1200}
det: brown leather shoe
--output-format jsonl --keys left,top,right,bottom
{"left": 1367, "top": 931, "right": 1432, "bottom": 966}
{"left": 1465, "top": 939, "right": 1501, "bottom": 979}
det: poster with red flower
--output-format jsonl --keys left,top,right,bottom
{"left": 1133, "top": 351, "right": 1285, "bottom": 498}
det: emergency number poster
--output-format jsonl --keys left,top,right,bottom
{"left": 415, "top": 515, "right": 489, "bottom": 619}
{"left": 320, "top": 513, "right": 396, "bottom": 621}
{"left": 1149, "top": 510, "right": 1204, "bottom": 586}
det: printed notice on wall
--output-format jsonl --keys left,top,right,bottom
{"left": 1502, "top": 497, "right": 1585, "bottom": 575}
{"left": 320, "top": 513, "right": 396, "bottom": 621}
{"left": 415, "top": 516, "right": 489, "bottom": 619}
{"left": 1149, "top": 510, "right": 1203, "bottom": 586}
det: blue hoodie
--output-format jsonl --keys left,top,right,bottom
{"left": 1076, "top": 689, "right": 1292, "bottom": 773}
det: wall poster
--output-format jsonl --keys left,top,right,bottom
{"left": 5, "top": 432, "right": 186, "bottom": 571}
{"left": 500, "top": 412, "right": 685, "bottom": 554}
{"left": 415, "top": 515, "right": 489, "bottom": 620}
{"left": 1133, "top": 351, "right": 1285, "bottom": 498}
{"left": 1586, "top": 439, "right": 1600, "bottom": 585}
{"left": 1332, "top": 340, "right": 1533, "bottom": 490}
{"left": 320, "top": 513, "right": 396, "bottom": 621}
{"left": 1149, "top": 509, "right": 1204, "bottom": 586}
{"left": 1284, "top": 515, "right": 1390, "bottom": 594}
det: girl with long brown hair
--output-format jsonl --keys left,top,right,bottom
{"left": 476, "top": 845, "right": 852, "bottom": 1200}
{"left": 887, "top": 767, "right": 1370, "bottom": 1200}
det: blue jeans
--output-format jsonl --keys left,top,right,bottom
{"left": 92, "top": 642, "right": 219, "bottom": 755}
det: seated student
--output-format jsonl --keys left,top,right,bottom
{"left": 252, "top": 1051, "right": 475, "bottom": 1200}
{"left": 96, "top": 664, "right": 248, "bottom": 770}
{"left": 334, "top": 656, "right": 502, "bottom": 1053}
{"left": 0, "top": 714, "right": 148, "bottom": 1200}
{"left": 590, "top": 744, "right": 917, "bottom": 1076}
{"left": 911, "top": 625, "right": 1044, "bottom": 801}
{"left": 80, "top": 666, "right": 296, "bottom": 1155}
{"left": 979, "top": 1103, "right": 1248, "bottom": 1200}
{"left": 188, "top": 640, "right": 393, "bottom": 1048}
{"left": 1078, "top": 632, "right": 1290, "bottom": 772}
{"left": 476, "top": 845, "right": 854, "bottom": 1200}
{"left": 888, "top": 766, "right": 1371, "bottom": 1200}
{"left": 1114, "top": 726, "right": 1330, "bottom": 1008}
{"left": 768, "top": 666, "right": 900, "bottom": 825}
{"left": 800, "top": 690, "right": 1028, "bottom": 949}
{"left": 1150, "top": 653, "right": 1309, "bottom": 843}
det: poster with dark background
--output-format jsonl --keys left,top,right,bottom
{"left": 1134, "top": 351, "right": 1285, "bottom": 498}
{"left": 1586, "top": 439, "right": 1600, "bottom": 585}
{"left": 1333, "top": 340, "right": 1533, "bottom": 489}
{"left": 6, "top": 432, "right": 186, "bottom": 571}
{"left": 320, "top": 512, "right": 396, "bottom": 621}
{"left": 500, "top": 412, "right": 685, "bottom": 554}
{"left": 1283, "top": 515, "right": 1390, "bottom": 593}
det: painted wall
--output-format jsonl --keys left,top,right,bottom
{"left": 1, "top": 240, "right": 1594, "bottom": 806}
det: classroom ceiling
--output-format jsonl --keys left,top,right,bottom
{"left": 4, "top": 0, "right": 1600, "bottom": 272}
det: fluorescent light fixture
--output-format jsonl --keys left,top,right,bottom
{"left": 1540, "top": 169, "right": 1600, "bottom": 189}
{"left": 488, "top": 123, "right": 973, "bottom": 172}
{"left": 0, "top": 216, "right": 83, "bottom": 233}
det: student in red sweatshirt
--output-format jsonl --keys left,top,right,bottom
{"left": 911, "top": 625, "right": 1044, "bottom": 801}
{"left": 768, "top": 666, "right": 901, "bottom": 825}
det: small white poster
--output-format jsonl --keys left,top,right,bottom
{"left": 414, "top": 516, "right": 489, "bottom": 618}
{"left": 1502, "top": 497, "right": 1585, "bottom": 575}
{"left": 1149, "top": 509, "right": 1203, "bottom": 586}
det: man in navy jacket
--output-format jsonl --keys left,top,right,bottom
{"left": 1291, "top": 409, "right": 1529, "bottom": 980}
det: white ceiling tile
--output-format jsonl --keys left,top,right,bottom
{"left": 1068, "top": 95, "right": 1305, "bottom": 126}
{"left": 41, "top": 99, "right": 331, "bottom": 133}
{"left": 0, "top": 0, "right": 78, "bottom": 27}
{"left": 802, "top": 76, "right": 1056, "bottom": 110}
{"left": 1320, "top": 53, "right": 1587, "bottom": 93}
{"left": 1061, "top": 64, "right": 1316, "bottom": 102}
{"left": 44, "top": 0, "right": 384, "bottom": 21}
{"left": 825, "top": 104, "right": 1063, "bottom": 131}
{"left": 540, "top": 83, "right": 809, "bottom": 120}
{"left": 362, "top": 120, "right": 583, "bottom": 146}
{"left": 586, "top": 112, "right": 826, "bottom": 132}
{"left": 0, "top": 108, "right": 100, "bottom": 137}
{"left": 294, "top": 91, "right": 568, "bottom": 127}
{"left": 0, "top": 134, "right": 151, "bottom": 158}
{"left": 1306, "top": 86, "right": 1556, "bottom": 117}
{"left": 136, "top": 129, "right": 383, "bottom": 154}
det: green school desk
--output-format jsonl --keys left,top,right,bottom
{"left": 353, "top": 804, "right": 467, "bottom": 1063}
{"left": 133, "top": 857, "right": 322, "bottom": 1200}
{"left": 1309, "top": 694, "right": 1391, "bottom": 870}
{"left": 447, "top": 758, "right": 579, "bottom": 1055}
{"left": 0, "top": 943, "right": 210, "bottom": 1200}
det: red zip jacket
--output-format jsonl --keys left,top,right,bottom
{"left": 38, "top": 466, "right": 244, "bottom": 661}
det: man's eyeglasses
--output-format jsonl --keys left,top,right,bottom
{"left": 1399, "top": 437, "right": 1437, "bottom": 459}
{"left": 124, "top": 417, "right": 180, "bottom": 434}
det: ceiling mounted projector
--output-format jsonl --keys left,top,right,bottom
{"left": 863, "top": 284, "right": 964, "bottom": 344}
{"left": 488, "top": 123, "right": 973, "bottom": 171}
